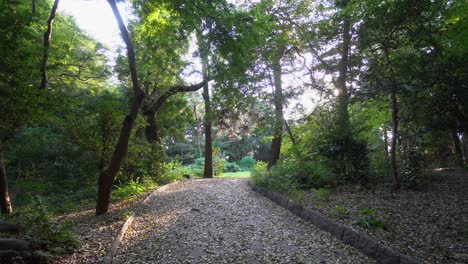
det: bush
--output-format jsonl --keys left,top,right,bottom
{"left": 357, "top": 207, "right": 387, "bottom": 229}
{"left": 238, "top": 156, "right": 256, "bottom": 171}
{"left": 187, "top": 150, "right": 225, "bottom": 176}
{"left": 112, "top": 179, "right": 147, "bottom": 201}
{"left": 13, "top": 196, "right": 79, "bottom": 254}
{"left": 224, "top": 161, "right": 241, "bottom": 172}
{"left": 272, "top": 159, "right": 335, "bottom": 189}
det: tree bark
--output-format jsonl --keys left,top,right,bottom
{"left": 193, "top": 105, "right": 202, "bottom": 158}
{"left": 32, "top": 0, "right": 36, "bottom": 15}
{"left": 0, "top": 154, "right": 12, "bottom": 215}
{"left": 383, "top": 125, "right": 390, "bottom": 176}
{"left": 202, "top": 79, "right": 213, "bottom": 178}
{"left": 336, "top": 12, "right": 351, "bottom": 132}
{"left": 144, "top": 110, "right": 159, "bottom": 143}
{"left": 462, "top": 129, "right": 468, "bottom": 165}
{"left": 451, "top": 128, "right": 463, "bottom": 166}
{"left": 384, "top": 46, "right": 401, "bottom": 191}
{"left": 284, "top": 118, "right": 300, "bottom": 158}
{"left": 268, "top": 57, "right": 284, "bottom": 169}
{"left": 40, "top": 0, "right": 60, "bottom": 90}
{"left": 96, "top": 0, "right": 145, "bottom": 215}
{"left": 196, "top": 34, "right": 213, "bottom": 178}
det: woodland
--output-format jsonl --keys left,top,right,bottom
{"left": 0, "top": 0, "right": 467, "bottom": 263}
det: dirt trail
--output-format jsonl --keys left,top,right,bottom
{"left": 113, "top": 179, "right": 373, "bottom": 263}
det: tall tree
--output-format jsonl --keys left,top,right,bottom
{"left": 40, "top": 0, "right": 60, "bottom": 90}
{"left": 96, "top": 0, "right": 145, "bottom": 215}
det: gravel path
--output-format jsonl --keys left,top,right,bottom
{"left": 113, "top": 178, "right": 374, "bottom": 263}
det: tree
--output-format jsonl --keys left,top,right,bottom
{"left": 96, "top": 0, "right": 145, "bottom": 215}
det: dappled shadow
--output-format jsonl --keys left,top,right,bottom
{"left": 112, "top": 179, "right": 374, "bottom": 263}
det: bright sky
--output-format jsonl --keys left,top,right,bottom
{"left": 58, "top": 0, "right": 321, "bottom": 118}
{"left": 59, "top": 0, "right": 127, "bottom": 51}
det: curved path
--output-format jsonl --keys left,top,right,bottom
{"left": 114, "top": 179, "right": 374, "bottom": 263}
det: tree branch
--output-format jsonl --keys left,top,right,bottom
{"left": 150, "top": 79, "right": 210, "bottom": 113}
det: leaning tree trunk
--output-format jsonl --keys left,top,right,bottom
{"left": 40, "top": 0, "right": 59, "bottom": 90}
{"left": 384, "top": 46, "right": 401, "bottom": 191}
{"left": 268, "top": 56, "right": 284, "bottom": 169}
{"left": 0, "top": 154, "right": 12, "bottom": 215}
{"left": 96, "top": 0, "right": 145, "bottom": 215}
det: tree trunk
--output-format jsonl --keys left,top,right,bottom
{"left": 197, "top": 33, "right": 213, "bottom": 178}
{"left": 384, "top": 46, "right": 400, "bottom": 191}
{"left": 32, "top": 0, "right": 36, "bottom": 15}
{"left": 284, "top": 118, "right": 300, "bottom": 158}
{"left": 0, "top": 154, "right": 12, "bottom": 215}
{"left": 451, "top": 128, "right": 463, "bottom": 166}
{"left": 462, "top": 129, "right": 468, "bottom": 165}
{"left": 383, "top": 125, "right": 390, "bottom": 176}
{"left": 268, "top": 57, "right": 284, "bottom": 169}
{"left": 193, "top": 105, "right": 202, "bottom": 158}
{"left": 144, "top": 110, "right": 159, "bottom": 143}
{"left": 336, "top": 13, "right": 351, "bottom": 132}
{"left": 40, "top": 0, "right": 59, "bottom": 90}
{"left": 96, "top": 0, "right": 145, "bottom": 215}
{"left": 202, "top": 82, "right": 213, "bottom": 178}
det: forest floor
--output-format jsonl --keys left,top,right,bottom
{"left": 302, "top": 168, "right": 468, "bottom": 264}
{"left": 111, "top": 178, "right": 372, "bottom": 263}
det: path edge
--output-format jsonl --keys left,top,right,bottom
{"left": 248, "top": 180, "right": 421, "bottom": 264}
{"left": 103, "top": 180, "right": 182, "bottom": 264}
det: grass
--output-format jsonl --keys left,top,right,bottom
{"left": 217, "top": 171, "right": 251, "bottom": 178}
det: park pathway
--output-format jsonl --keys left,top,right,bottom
{"left": 113, "top": 179, "right": 374, "bottom": 263}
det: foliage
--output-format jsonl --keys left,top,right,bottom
{"left": 238, "top": 155, "right": 256, "bottom": 171}
{"left": 357, "top": 207, "right": 387, "bottom": 230}
{"left": 219, "top": 171, "right": 251, "bottom": 178}
{"left": 11, "top": 196, "right": 79, "bottom": 254}
{"left": 112, "top": 179, "right": 149, "bottom": 201}
{"left": 313, "top": 188, "right": 332, "bottom": 202}
{"left": 224, "top": 161, "right": 241, "bottom": 172}
{"left": 331, "top": 205, "right": 349, "bottom": 220}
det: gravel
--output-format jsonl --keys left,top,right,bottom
{"left": 113, "top": 178, "right": 374, "bottom": 264}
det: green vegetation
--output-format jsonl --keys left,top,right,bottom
{"left": 357, "top": 208, "right": 387, "bottom": 230}
{"left": 0, "top": 0, "right": 467, "bottom": 260}
{"left": 218, "top": 171, "right": 251, "bottom": 178}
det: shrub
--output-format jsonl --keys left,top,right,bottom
{"left": 331, "top": 205, "right": 349, "bottom": 220}
{"left": 251, "top": 161, "right": 301, "bottom": 199}
{"left": 313, "top": 188, "right": 332, "bottom": 201}
{"left": 112, "top": 179, "right": 147, "bottom": 201}
{"left": 14, "top": 196, "right": 79, "bottom": 254}
{"left": 357, "top": 207, "right": 387, "bottom": 229}
{"left": 224, "top": 161, "right": 241, "bottom": 172}
{"left": 238, "top": 156, "right": 256, "bottom": 171}
{"left": 158, "top": 160, "right": 187, "bottom": 184}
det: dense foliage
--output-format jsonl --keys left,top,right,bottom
{"left": 0, "top": 0, "right": 467, "bottom": 260}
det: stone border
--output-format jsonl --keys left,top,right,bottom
{"left": 103, "top": 180, "right": 182, "bottom": 264}
{"left": 103, "top": 213, "right": 135, "bottom": 264}
{"left": 248, "top": 181, "right": 421, "bottom": 264}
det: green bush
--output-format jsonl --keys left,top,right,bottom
{"left": 313, "top": 188, "right": 332, "bottom": 201}
{"left": 112, "top": 179, "right": 148, "bottom": 201}
{"left": 224, "top": 161, "right": 241, "bottom": 172}
{"left": 251, "top": 161, "right": 300, "bottom": 199}
{"left": 187, "top": 149, "right": 225, "bottom": 176}
{"left": 357, "top": 207, "right": 387, "bottom": 229}
{"left": 238, "top": 156, "right": 256, "bottom": 171}
{"left": 14, "top": 196, "right": 79, "bottom": 254}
